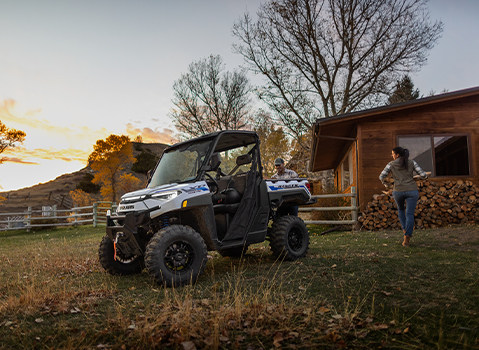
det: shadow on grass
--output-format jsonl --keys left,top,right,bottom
{"left": 0, "top": 225, "right": 478, "bottom": 349}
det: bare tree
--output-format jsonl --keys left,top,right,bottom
{"left": 170, "top": 55, "right": 252, "bottom": 139}
{"left": 233, "top": 0, "right": 443, "bottom": 147}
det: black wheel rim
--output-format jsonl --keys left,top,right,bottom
{"left": 288, "top": 227, "right": 304, "bottom": 252}
{"left": 114, "top": 242, "right": 139, "bottom": 264}
{"left": 164, "top": 240, "right": 194, "bottom": 272}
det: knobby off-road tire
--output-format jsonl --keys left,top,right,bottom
{"left": 269, "top": 216, "right": 309, "bottom": 261}
{"left": 218, "top": 244, "right": 249, "bottom": 258}
{"left": 98, "top": 235, "right": 144, "bottom": 275}
{"left": 145, "top": 225, "right": 207, "bottom": 287}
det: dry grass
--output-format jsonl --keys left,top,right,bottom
{"left": 0, "top": 225, "right": 478, "bottom": 349}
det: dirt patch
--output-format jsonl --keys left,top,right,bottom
{"left": 428, "top": 225, "right": 479, "bottom": 252}
{"left": 379, "top": 224, "right": 479, "bottom": 252}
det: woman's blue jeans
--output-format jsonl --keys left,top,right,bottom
{"left": 392, "top": 190, "right": 419, "bottom": 237}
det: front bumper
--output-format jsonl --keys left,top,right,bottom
{"left": 106, "top": 211, "right": 149, "bottom": 257}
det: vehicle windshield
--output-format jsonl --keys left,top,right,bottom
{"left": 148, "top": 139, "right": 211, "bottom": 188}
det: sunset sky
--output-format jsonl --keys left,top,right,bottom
{"left": 1, "top": 0, "right": 478, "bottom": 191}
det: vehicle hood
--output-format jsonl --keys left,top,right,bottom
{"left": 120, "top": 183, "right": 180, "bottom": 201}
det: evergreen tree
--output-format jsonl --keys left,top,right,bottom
{"left": 388, "top": 75, "right": 420, "bottom": 105}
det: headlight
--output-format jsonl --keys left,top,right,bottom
{"left": 150, "top": 190, "right": 181, "bottom": 201}
{"left": 121, "top": 194, "right": 146, "bottom": 203}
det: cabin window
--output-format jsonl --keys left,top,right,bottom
{"left": 340, "top": 148, "right": 353, "bottom": 190}
{"left": 398, "top": 135, "right": 470, "bottom": 176}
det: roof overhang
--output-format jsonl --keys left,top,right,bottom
{"left": 310, "top": 86, "right": 479, "bottom": 172}
{"left": 311, "top": 122, "right": 357, "bottom": 171}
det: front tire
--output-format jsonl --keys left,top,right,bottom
{"left": 269, "top": 216, "right": 309, "bottom": 261}
{"left": 145, "top": 225, "right": 207, "bottom": 287}
{"left": 98, "top": 235, "right": 144, "bottom": 275}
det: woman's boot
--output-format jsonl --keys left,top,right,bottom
{"left": 402, "top": 235, "right": 410, "bottom": 247}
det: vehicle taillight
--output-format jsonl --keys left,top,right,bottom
{"left": 306, "top": 182, "right": 311, "bottom": 191}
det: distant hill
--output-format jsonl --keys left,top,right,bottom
{"left": 132, "top": 141, "right": 167, "bottom": 156}
{"left": 0, "top": 142, "right": 168, "bottom": 213}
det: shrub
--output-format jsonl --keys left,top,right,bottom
{"left": 132, "top": 150, "right": 159, "bottom": 174}
{"left": 76, "top": 173, "right": 101, "bottom": 193}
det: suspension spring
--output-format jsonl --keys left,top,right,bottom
{"left": 161, "top": 215, "right": 169, "bottom": 229}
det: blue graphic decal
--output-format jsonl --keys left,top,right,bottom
{"left": 269, "top": 183, "right": 301, "bottom": 191}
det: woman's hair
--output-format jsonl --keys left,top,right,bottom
{"left": 392, "top": 146, "right": 409, "bottom": 169}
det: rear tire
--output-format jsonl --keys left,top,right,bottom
{"left": 98, "top": 236, "right": 144, "bottom": 275}
{"left": 269, "top": 216, "right": 309, "bottom": 261}
{"left": 145, "top": 225, "right": 207, "bottom": 287}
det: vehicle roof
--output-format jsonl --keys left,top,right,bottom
{"left": 165, "top": 130, "right": 258, "bottom": 153}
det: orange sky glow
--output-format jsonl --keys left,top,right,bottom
{"left": 0, "top": 99, "right": 176, "bottom": 191}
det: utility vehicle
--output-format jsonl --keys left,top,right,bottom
{"left": 99, "top": 130, "right": 314, "bottom": 287}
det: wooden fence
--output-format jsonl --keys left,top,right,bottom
{"left": 300, "top": 187, "right": 358, "bottom": 226}
{"left": 0, "top": 187, "right": 358, "bottom": 231}
{"left": 0, "top": 202, "right": 116, "bottom": 231}
{"left": 1, "top": 191, "right": 74, "bottom": 209}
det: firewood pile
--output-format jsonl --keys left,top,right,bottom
{"left": 358, "top": 178, "right": 478, "bottom": 230}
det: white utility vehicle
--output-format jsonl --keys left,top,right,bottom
{"left": 99, "top": 130, "right": 314, "bottom": 287}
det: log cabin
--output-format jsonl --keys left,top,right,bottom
{"left": 310, "top": 86, "right": 479, "bottom": 212}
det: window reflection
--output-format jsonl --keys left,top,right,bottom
{"left": 434, "top": 136, "right": 469, "bottom": 176}
{"left": 398, "top": 135, "right": 469, "bottom": 176}
{"left": 398, "top": 136, "right": 433, "bottom": 173}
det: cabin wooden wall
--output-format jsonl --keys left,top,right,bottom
{"left": 334, "top": 142, "right": 358, "bottom": 193}
{"left": 356, "top": 96, "right": 479, "bottom": 211}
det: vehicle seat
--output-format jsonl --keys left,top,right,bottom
{"left": 213, "top": 188, "right": 241, "bottom": 207}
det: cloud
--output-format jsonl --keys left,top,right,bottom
{"left": 1, "top": 99, "right": 178, "bottom": 171}
{"left": 0, "top": 99, "right": 47, "bottom": 129}
{"left": 125, "top": 123, "right": 177, "bottom": 144}
{"left": 3, "top": 146, "right": 90, "bottom": 163}
{"left": 1, "top": 156, "right": 39, "bottom": 165}
{"left": 1, "top": 99, "right": 110, "bottom": 146}
{"left": 0, "top": 99, "right": 115, "bottom": 166}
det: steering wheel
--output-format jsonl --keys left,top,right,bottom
{"left": 204, "top": 172, "right": 219, "bottom": 194}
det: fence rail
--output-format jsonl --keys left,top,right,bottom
{"left": 300, "top": 187, "right": 358, "bottom": 226}
{"left": 0, "top": 202, "right": 116, "bottom": 231}
{"left": 1, "top": 186, "right": 358, "bottom": 231}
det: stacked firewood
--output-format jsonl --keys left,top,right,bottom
{"left": 358, "top": 178, "right": 478, "bottom": 230}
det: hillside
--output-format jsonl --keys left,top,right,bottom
{"left": 0, "top": 142, "right": 168, "bottom": 213}
{"left": 0, "top": 168, "right": 96, "bottom": 213}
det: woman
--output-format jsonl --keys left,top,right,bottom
{"left": 379, "top": 147, "right": 428, "bottom": 246}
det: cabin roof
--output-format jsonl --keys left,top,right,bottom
{"left": 311, "top": 86, "right": 479, "bottom": 171}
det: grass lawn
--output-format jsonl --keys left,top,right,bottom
{"left": 0, "top": 224, "right": 478, "bottom": 349}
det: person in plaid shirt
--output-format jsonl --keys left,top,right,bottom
{"left": 272, "top": 157, "right": 299, "bottom": 216}
{"left": 272, "top": 158, "right": 298, "bottom": 179}
{"left": 379, "top": 147, "right": 428, "bottom": 246}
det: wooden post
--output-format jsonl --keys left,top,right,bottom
{"left": 73, "top": 207, "right": 78, "bottom": 226}
{"left": 26, "top": 206, "right": 32, "bottom": 232}
{"left": 351, "top": 186, "right": 358, "bottom": 230}
{"left": 93, "top": 202, "right": 98, "bottom": 227}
